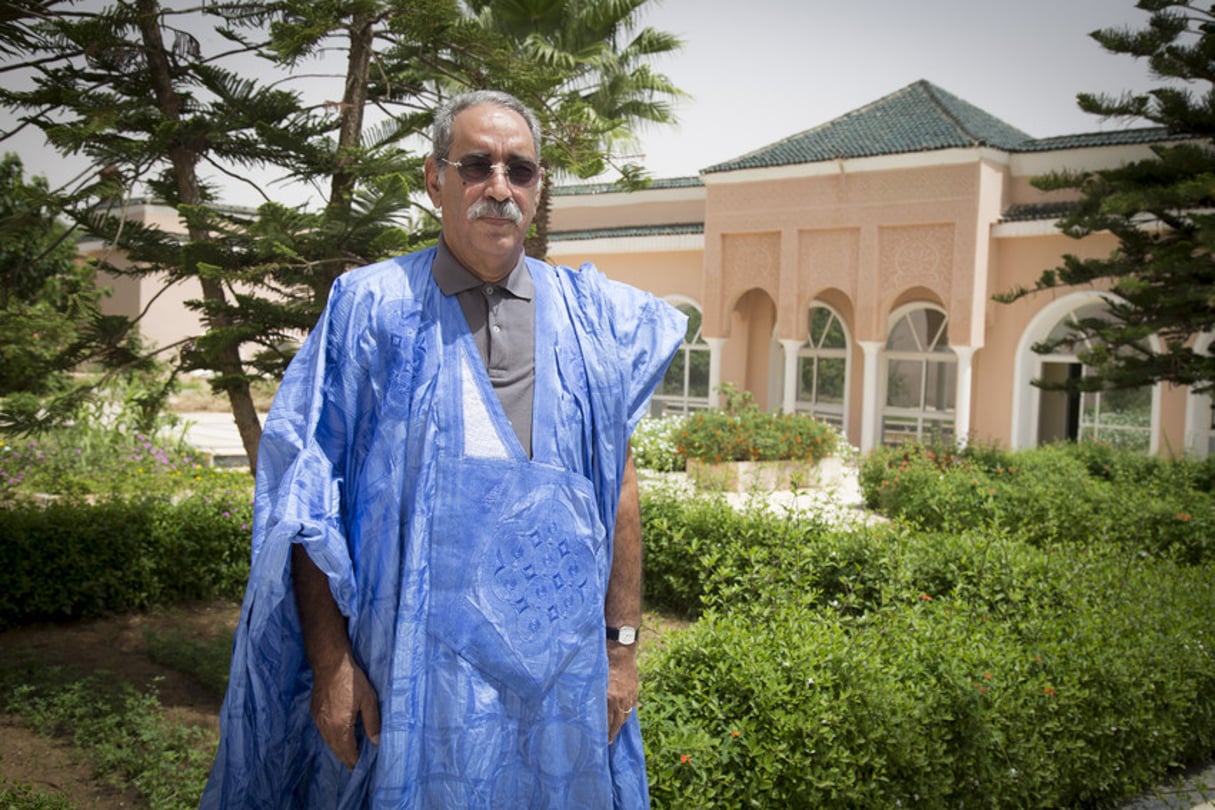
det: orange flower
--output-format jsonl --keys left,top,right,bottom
{"left": 680, "top": 754, "right": 692, "bottom": 765}
{"left": 982, "top": 672, "right": 993, "bottom": 680}
{"left": 1177, "top": 513, "right": 1193, "bottom": 522}
{"left": 1043, "top": 686, "right": 1056, "bottom": 697}
{"left": 919, "top": 593, "right": 933, "bottom": 601}
{"left": 731, "top": 730, "right": 741, "bottom": 738}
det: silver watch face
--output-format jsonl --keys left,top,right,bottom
{"left": 616, "top": 626, "right": 638, "bottom": 645}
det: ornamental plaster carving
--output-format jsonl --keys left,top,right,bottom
{"left": 721, "top": 233, "right": 780, "bottom": 307}
{"left": 799, "top": 229, "right": 860, "bottom": 299}
{"left": 879, "top": 224, "right": 954, "bottom": 296}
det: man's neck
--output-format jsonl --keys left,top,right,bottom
{"left": 441, "top": 234, "right": 523, "bottom": 283}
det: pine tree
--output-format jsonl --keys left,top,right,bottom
{"left": 997, "top": 0, "right": 1215, "bottom": 394}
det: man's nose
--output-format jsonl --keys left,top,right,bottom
{"left": 484, "top": 164, "right": 513, "bottom": 199}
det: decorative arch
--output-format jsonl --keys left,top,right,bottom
{"left": 1011, "top": 291, "right": 1161, "bottom": 452}
{"left": 889, "top": 285, "right": 946, "bottom": 314}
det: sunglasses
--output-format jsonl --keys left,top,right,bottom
{"left": 440, "top": 156, "right": 542, "bottom": 188}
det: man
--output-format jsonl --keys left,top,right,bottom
{"left": 201, "top": 90, "right": 686, "bottom": 808}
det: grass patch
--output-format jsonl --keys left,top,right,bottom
{"left": 144, "top": 628, "right": 234, "bottom": 700}
{"left": 0, "top": 778, "right": 78, "bottom": 810}
{"left": 0, "top": 649, "right": 214, "bottom": 810}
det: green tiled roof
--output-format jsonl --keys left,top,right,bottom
{"left": 552, "top": 176, "right": 703, "bottom": 196}
{"left": 704, "top": 80, "right": 1034, "bottom": 173}
{"left": 1015, "top": 127, "right": 1175, "bottom": 152}
{"left": 549, "top": 222, "right": 704, "bottom": 242}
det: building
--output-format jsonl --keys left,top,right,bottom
{"left": 547, "top": 80, "right": 1207, "bottom": 457}
{"left": 92, "top": 80, "right": 1209, "bottom": 457}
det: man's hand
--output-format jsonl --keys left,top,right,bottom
{"left": 310, "top": 652, "right": 382, "bottom": 769}
{"left": 606, "top": 642, "right": 639, "bottom": 744}
{"left": 292, "top": 544, "right": 381, "bottom": 770}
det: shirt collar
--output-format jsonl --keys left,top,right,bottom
{"left": 432, "top": 236, "right": 533, "bottom": 301}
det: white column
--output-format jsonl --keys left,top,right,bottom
{"left": 779, "top": 339, "right": 802, "bottom": 414}
{"left": 705, "top": 337, "right": 727, "bottom": 407}
{"left": 952, "top": 345, "right": 976, "bottom": 449}
{"left": 859, "top": 340, "right": 883, "bottom": 453}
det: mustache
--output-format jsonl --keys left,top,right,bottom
{"left": 467, "top": 198, "right": 523, "bottom": 225}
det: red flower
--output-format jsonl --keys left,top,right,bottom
{"left": 1043, "top": 686, "right": 1056, "bottom": 697}
{"left": 730, "top": 730, "right": 741, "bottom": 738}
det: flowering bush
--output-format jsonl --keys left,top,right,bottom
{"left": 0, "top": 424, "right": 234, "bottom": 504}
{"left": 632, "top": 415, "right": 686, "bottom": 473}
{"left": 673, "top": 385, "right": 837, "bottom": 465}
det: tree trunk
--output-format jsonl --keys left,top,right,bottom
{"left": 316, "top": 10, "right": 375, "bottom": 308}
{"left": 525, "top": 174, "right": 551, "bottom": 261}
{"left": 136, "top": 0, "right": 263, "bottom": 471}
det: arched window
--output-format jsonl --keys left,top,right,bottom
{"left": 1038, "top": 303, "right": 1152, "bottom": 452}
{"left": 795, "top": 305, "right": 847, "bottom": 429}
{"left": 651, "top": 301, "right": 711, "bottom": 416}
{"left": 882, "top": 306, "right": 955, "bottom": 445}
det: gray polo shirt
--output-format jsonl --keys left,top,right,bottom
{"left": 431, "top": 238, "right": 535, "bottom": 457}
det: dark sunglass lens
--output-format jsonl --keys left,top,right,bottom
{"left": 507, "top": 161, "right": 538, "bottom": 186}
{"left": 463, "top": 159, "right": 496, "bottom": 182}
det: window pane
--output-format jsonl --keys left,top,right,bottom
{"left": 923, "top": 360, "right": 956, "bottom": 411}
{"left": 817, "top": 358, "right": 846, "bottom": 403}
{"left": 887, "top": 359, "right": 924, "bottom": 408}
{"left": 688, "top": 348, "right": 710, "bottom": 396}
{"left": 679, "top": 304, "right": 704, "bottom": 343}
{"left": 922, "top": 309, "right": 949, "bottom": 351}
{"left": 886, "top": 317, "right": 919, "bottom": 351}
{"left": 809, "top": 307, "right": 847, "bottom": 350}
{"left": 661, "top": 351, "right": 686, "bottom": 395}
{"left": 881, "top": 416, "right": 921, "bottom": 445}
{"left": 798, "top": 357, "right": 817, "bottom": 401}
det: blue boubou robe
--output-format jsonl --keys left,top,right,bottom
{"left": 201, "top": 247, "right": 686, "bottom": 808}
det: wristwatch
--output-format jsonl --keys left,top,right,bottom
{"left": 606, "top": 625, "right": 638, "bottom": 645}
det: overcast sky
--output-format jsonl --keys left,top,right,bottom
{"left": 2, "top": 0, "right": 1173, "bottom": 205}
{"left": 630, "top": 0, "right": 1169, "bottom": 178}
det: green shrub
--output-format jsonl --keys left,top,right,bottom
{"left": 0, "top": 491, "right": 252, "bottom": 628}
{"left": 857, "top": 443, "right": 1215, "bottom": 563}
{"left": 642, "top": 545, "right": 1215, "bottom": 809}
{"left": 640, "top": 484, "right": 736, "bottom": 617}
{"left": 673, "top": 384, "right": 837, "bottom": 464}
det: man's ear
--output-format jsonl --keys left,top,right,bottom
{"left": 424, "top": 156, "right": 442, "bottom": 207}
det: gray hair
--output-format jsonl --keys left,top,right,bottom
{"left": 431, "top": 90, "right": 542, "bottom": 163}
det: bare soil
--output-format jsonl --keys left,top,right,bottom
{"left": 0, "top": 602, "right": 240, "bottom": 809}
{"left": 0, "top": 603, "right": 685, "bottom": 809}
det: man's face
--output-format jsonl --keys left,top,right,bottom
{"left": 425, "top": 103, "right": 541, "bottom": 282}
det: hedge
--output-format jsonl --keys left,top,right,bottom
{"left": 0, "top": 492, "right": 251, "bottom": 628}
{"left": 639, "top": 443, "right": 1215, "bottom": 808}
